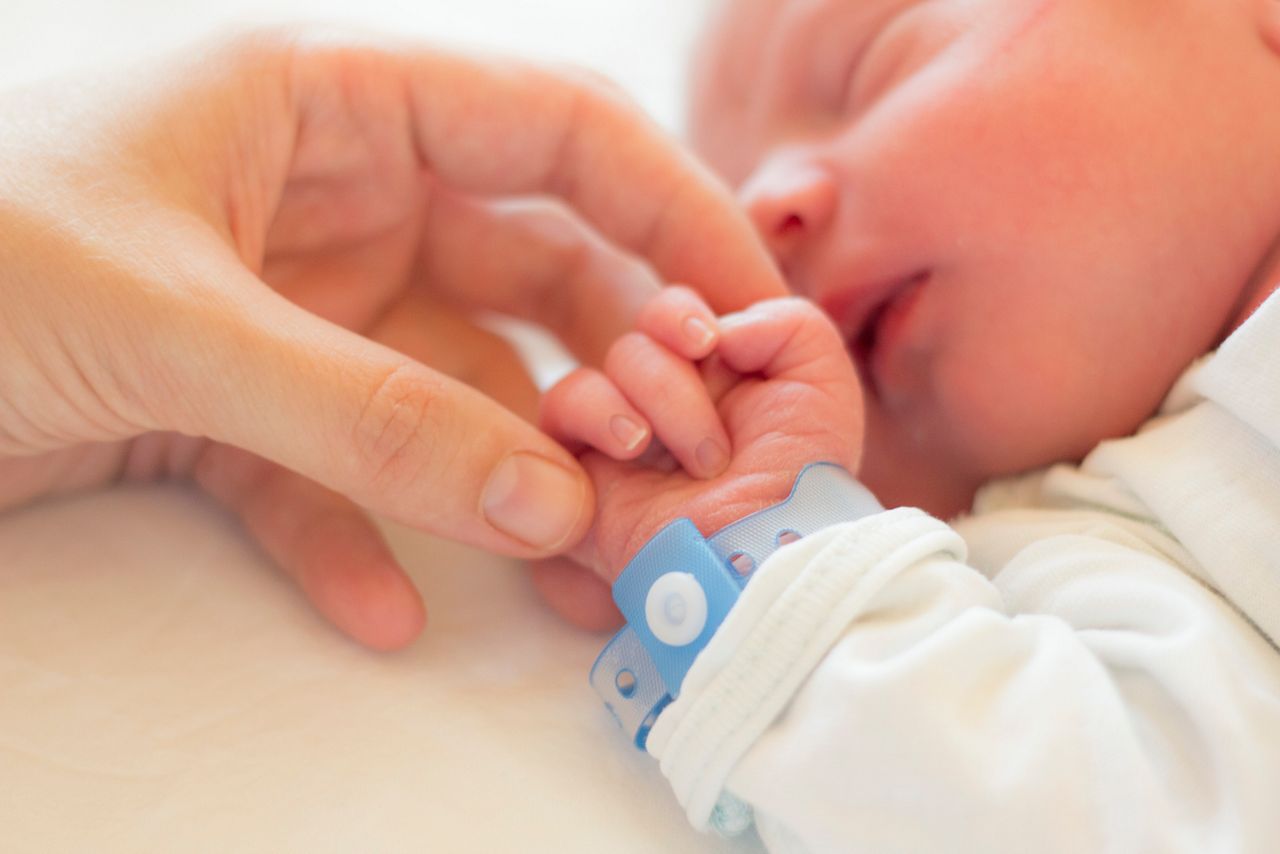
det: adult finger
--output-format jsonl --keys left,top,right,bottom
{"left": 416, "top": 190, "right": 660, "bottom": 366}
{"left": 528, "top": 556, "right": 622, "bottom": 632}
{"left": 194, "top": 443, "right": 426, "bottom": 650}
{"left": 153, "top": 254, "right": 594, "bottom": 560}
{"left": 288, "top": 39, "right": 788, "bottom": 311}
{"left": 371, "top": 289, "right": 542, "bottom": 424}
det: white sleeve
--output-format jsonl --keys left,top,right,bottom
{"left": 644, "top": 507, "right": 1280, "bottom": 854}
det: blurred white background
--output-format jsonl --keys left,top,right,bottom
{"left": 0, "top": 0, "right": 712, "bottom": 129}
{"left": 0, "top": 2, "right": 767, "bottom": 853}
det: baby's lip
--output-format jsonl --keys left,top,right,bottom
{"left": 820, "top": 269, "right": 930, "bottom": 349}
{"left": 819, "top": 270, "right": 931, "bottom": 396}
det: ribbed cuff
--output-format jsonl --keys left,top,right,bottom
{"left": 645, "top": 508, "right": 965, "bottom": 829}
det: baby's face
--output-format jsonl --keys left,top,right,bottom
{"left": 691, "top": 0, "right": 1276, "bottom": 515}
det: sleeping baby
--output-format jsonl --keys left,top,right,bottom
{"left": 537, "top": 0, "right": 1280, "bottom": 850}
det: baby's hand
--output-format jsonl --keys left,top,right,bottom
{"left": 540, "top": 287, "right": 864, "bottom": 583}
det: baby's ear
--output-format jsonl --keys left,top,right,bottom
{"left": 1257, "top": 0, "right": 1280, "bottom": 58}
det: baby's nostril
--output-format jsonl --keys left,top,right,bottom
{"left": 777, "top": 213, "right": 805, "bottom": 236}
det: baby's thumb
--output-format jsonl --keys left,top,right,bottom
{"left": 156, "top": 286, "right": 593, "bottom": 557}
{"left": 715, "top": 297, "right": 865, "bottom": 473}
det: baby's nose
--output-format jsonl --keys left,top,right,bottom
{"left": 739, "top": 158, "right": 837, "bottom": 270}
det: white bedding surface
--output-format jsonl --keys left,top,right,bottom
{"left": 0, "top": 2, "right": 764, "bottom": 850}
{"left": 1, "top": 488, "right": 759, "bottom": 852}
{"left": 0, "top": 0, "right": 706, "bottom": 130}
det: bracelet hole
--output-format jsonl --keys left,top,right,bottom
{"left": 776, "top": 529, "right": 801, "bottom": 546}
{"left": 728, "top": 551, "right": 755, "bottom": 575}
{"left": 615, "top": 669, "right": 637, "bottom": 698}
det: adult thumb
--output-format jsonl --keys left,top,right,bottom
{"left": 156, "top": 284, "right": 593, "bottom": 558}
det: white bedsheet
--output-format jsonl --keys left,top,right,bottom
{"left": 0, "top": 2, "right": 764, "bottom": 850}
{"left": 1, "top": 488, "right": 761, "bottom": 852}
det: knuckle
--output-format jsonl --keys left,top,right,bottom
{"left": 352, "top": 364, "right": 447, "bottom": 492}
{"left": 559, "top": 366, "right": 603, "bottom": 397}
{"left": 764, "top": 295, "right": 811, "bottom": 316}
{"left": 212, "top": 25, "right": 392, "bottom": 104}
{"left": 640, "top": 285, "right": 689, "bottom": 322}
{"left": 540, "top": 367, "right": 590, "bottom": 419}
{"left": 604, "top": 331, "right": 653, "bottom": 380}
{"left": 634, "top": 297, "right": 665, "bottom": 332}
{"left": 500, "top": 197, "right": 581, "bottom": 245}
{"left": 533, "top": 211, "right": 596, "bottom": 285}
{"left": 662, "top": 284, "right": 702, "bottom": 306}
{"left": 554, "top": 63, "right": 635, "bottom": 110}
{"left": 539, "top": 63, "right": 643, "bottom": 192}
{"left": 206, "top": 25, "right": 304, "bottom": 77}
{"left": 496, "top": 199, "right": 598, "bottom": 332}
{"left": 790, "top": 295, "right": 829, "bottom": 319}
{"left": 770, "top": 295, "right": 839, "bottom": 335}
{"left": 542, "top": 368, "right": 601, "bottom": 427}
{"left": 796, "top": 299, "right": 848, "bottom": 344}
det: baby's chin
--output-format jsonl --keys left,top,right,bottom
{"left": 856, "top": 408, "right": 985, "bottom": 518}
{"left": 860, "top": 456, "right": 980, "bottom": 519}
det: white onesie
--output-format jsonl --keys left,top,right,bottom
{"left": 645, "top": 292, "right": 1280, "bottom": 853}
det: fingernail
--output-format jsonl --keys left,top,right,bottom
{"left": 482, "top": 453, "right": 587, "bottom": 550}
{"left": 609, "top": 414, "right": 648, "bottom": 451}
{"left": 695, "top": 438, "right": 729, "bottom": 477}
{"left": 682, "top": 315, "right": 716, "bottom": 350}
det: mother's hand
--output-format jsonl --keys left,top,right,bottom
{"left": 0, "top": 30, "right": 784, "bottom": 648}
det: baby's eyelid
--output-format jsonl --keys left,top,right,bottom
{"left": 827, "top": 19, "right": 889, "bottom": 114}
{"left": 840, "top": 7, "right": 918, "bottom": 115}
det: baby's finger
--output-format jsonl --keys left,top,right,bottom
{"left": 717, "top": 297, "right": 853, "bottom": 384}
{"left": 634, "top": 285, "right": 720, "bottom": 360}
{"left": 605, "top": 332, "right": 731, "bottom": 479}
{"left": 698, "top": 353, "right": 743, "bottom": 407}
{"left": 540, "top": 367, "right": 652, "bottom": 459}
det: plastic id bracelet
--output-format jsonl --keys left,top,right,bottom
{"left": 589, "top": 462, "right": 882, "bottom": 748}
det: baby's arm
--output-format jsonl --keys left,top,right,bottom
{"left": 543, "top": 290, "right": 1280, "bottom": 853}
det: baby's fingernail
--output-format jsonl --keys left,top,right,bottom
{"left": 482, "top": 452, "right": 587, "bottom": 551}
{"left": 682, "top": 315, "right": 716, "bottom": 350}
{"left": 609, "top": 414, "right": 648, "bottom": 452}
{"left": 695, "top": 438, "right": 729, "bottom": 477}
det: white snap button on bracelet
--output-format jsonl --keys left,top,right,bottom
{"left": 645, "top": 573, "right": 707, "bottom": 647}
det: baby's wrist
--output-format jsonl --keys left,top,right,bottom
{"left": 607, "top": 468, "right": 803, "bottom": 580}
{"left": 590, "top": 463, "right": 883, "bottom": 748}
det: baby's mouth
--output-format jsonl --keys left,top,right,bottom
{"left": 828, "top": 270, "right": 931, "bottom": 400}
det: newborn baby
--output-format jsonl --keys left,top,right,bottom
{"left": 540, "top": 0, "right": 1280, "bottom": 851}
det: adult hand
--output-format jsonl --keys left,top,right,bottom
{"left": 0, "top": 30, "right": 784, "bottom": 649}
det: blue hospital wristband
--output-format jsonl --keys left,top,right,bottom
{"left": 589, "top": 462, "right": 883, "bottom": 749}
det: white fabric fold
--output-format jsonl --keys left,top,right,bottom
{"left": 646, "top": 509, "right": 964, "bottom": 828}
